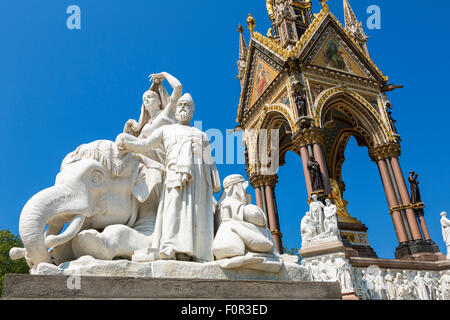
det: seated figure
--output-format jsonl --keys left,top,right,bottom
{"left": 213, "top": 174, "right": 281, "bottom": 272}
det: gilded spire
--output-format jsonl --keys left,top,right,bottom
{"left": 237, "top": 24, "right": 248, "bottom": 62}
{"left": 237, "top": 24, "right": 248, "bottom": 83}
{"left": 343, "top": 0, "right": 369, "bottom": 55}
{"left": 343, "top": 0, "right": 358, "bottom": 27}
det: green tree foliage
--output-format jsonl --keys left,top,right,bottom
{"left": 0, "top": 229, "right": 29, "bottom": 295}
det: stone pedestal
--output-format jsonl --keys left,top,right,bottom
{"left": 299, "top": 241, "right": 359, "bottom": 299}
{"left": 2, "top": 274, "right": 342, "bottom": 300}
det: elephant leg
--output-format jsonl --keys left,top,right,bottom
{"left": 72, "top": 229, "right": 115, "bottom": 260}
{"left": 49, "top": 240, "right": 76, "bottom": 265}
{"left": 72, "top": 225, "right": 152, "bottom": 261}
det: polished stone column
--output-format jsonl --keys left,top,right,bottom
{"left": 265, "top": 183, "right": 283, "bottom": 254}
{"left": 376, "top": 159, "right": 409, "bottom": 244}
{"left": 389, "top": 157, "right": 423, "bottom": 241}
{"left": 254, "top": 187, "right": 264, "bottom": 211}
{"left": 299, "top": 146, "right": 313, "bottom": 197}
{"left": 250, "top": 174, "right": 283, "bottom": 254}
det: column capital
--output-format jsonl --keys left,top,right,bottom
{"left": 249, "top": 174, "right": 278, "bottom": 188}
{"left": 369, "top": 143, "right": 401, "bottom": 162}
{"left": 292, "top": 126, "right": 325, "bottom": 151}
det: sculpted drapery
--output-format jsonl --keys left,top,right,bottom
{"left": 118, "top": 94, "right": 221, "bottom": 262}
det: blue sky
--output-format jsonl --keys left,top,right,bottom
{"left": 0, "top": 0, "right": 449, "bottom": 259}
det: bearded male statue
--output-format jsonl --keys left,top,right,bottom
{"left": 116, "top": 93, "right": 221, "bottom": 262}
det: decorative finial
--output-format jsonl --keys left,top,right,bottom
{"left": 267, "top": 28, "right": 273, "bottom": 38}
{"left": 247, "top": 14, "right": 256, "bottom": 35}
{"left": 319, "top": 0, "right": 329, "bottom": 11}
{"left": 266, "top": 0, "right": 275, "bottom": 20}
{"left": 237, "top": 24, "right": 244, "bottom": 33}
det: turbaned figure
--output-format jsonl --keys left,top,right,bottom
{"left": 116, "top": 92, "right": 221, "bottom": 262}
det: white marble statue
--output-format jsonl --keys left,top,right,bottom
{"left": 423, "top": 272, "right": 436, "bottom": 300}
{"left": 372, "top": 268, "right": 387, "bottom": 300}
{"left": 300, "top": 211, "right": 315, "bottom": 242}
{"left": 335, "top": 256, "right": 354, "bottom": 292}
{"left": 440, "top": 212, "right": 450, "bottom": 259}
{"left": 212, "top": 174, "right": 281, "bottom": 272}
{"left": 323, "top": 199, "right": 339, "bottom": 237}
{"left": 9, "top": 72, "right": 184, "bottom": 271}
{"left": 384, "top": 269, "right": 397, "bottom": 300}
{"left": 300, "top": 196, "right": 340, "bottom": 246}
{"left": 10, "top": 140, "right": 162, "bottom": 271}
{"left": 116, "top": 92, "right": 221, "bottom": 262}
{"left": 440, "top": 271, "right": 450, "bottom": 300}
{"left": 310, "top": 195, "right": 325, "bottom": 235}
{"left": 413, "top": 271, "right": 430, "bottom": 300}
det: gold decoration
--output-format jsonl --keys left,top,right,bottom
{"left": 247, "top": 14, "right": 256, "bottom": 35}
{"left": 292, "top": 127, "right": 325, "bottom": 150}
{"left": 330, "top": 178, "right": 350, "bottom": 217}
{"left": 266, "top": 0, "right": 275, "bottom": 20}
{"left": 314, "top": 87, "right": 391, "bottom": 144}
{"left": 271, "top": 229, "right": 283, "bottom": 237}
{"left": 248, "top": 7, "right": 388, "bottom": 82}
{"left": 249, "top": 174, "right": 278, "bottom": 188}
{"left": 388, "top": 202, "right": 426, "bottom": 215}
{"left": 267, "top": 28, "right": 273, "bottom": 38}
{"left": 252, "top": 32, "right": 291, "bottom": 58}
{"left": 319, "top": 0, "right": 329, "bottom": 12}
{"left": 369, "top": 143, "right": 401, "bottom": 162}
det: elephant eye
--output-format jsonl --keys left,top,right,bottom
{"left": 90, "top": 170, "right": 104, "bottom": 186}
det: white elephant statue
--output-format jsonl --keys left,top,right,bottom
{"left": 10, "top": 140, "right": 163, "bottom": 271}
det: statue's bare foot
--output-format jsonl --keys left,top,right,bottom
{"left": 72, "top": 230, "right": 114, "bottom": 260}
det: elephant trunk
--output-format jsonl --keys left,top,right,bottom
{"left": 19, "top": 185, "right": 88, "bottom": 267}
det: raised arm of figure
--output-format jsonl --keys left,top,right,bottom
{"left": 149, "top": 72, "right": 182, "bottom": 117}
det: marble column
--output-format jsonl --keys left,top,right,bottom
{"left": 389, "top": 157, "right": 423, "bottom": 241}
{"left": 376, "top": 159, "right": 409, "bottom": 244}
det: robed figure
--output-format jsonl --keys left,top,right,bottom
{"left": 117, "top": 93, "right": 221, "bottom": 262}
{"left": 307, "top": 156, "right": 324, "bottom": 192}
{"left": 408, "top": 171, "right": 422, "bottom": 204}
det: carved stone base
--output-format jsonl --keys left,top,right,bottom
{"left": 1, "top": 274, "right": 342, "bottom": 300}
{"left": 338, "top": 218, "right": 378, "bottom": 259}
{"left": 395, "top": 240, "right": 446, "bottom": 261}
{"left": 31, "top": 255, "right": 312, "bottom": 282}
{"left": 299, "top": 240, "right": 345, "bottom": 258}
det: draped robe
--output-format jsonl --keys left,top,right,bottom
{"left": 135, "top": 124, "right": 220, "bottom": 262}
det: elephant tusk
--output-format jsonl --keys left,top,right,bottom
{"left": 44, "top": 214, "right": 86, "bottom": 249}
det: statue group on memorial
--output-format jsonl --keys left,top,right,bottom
{"left": 9, "top": 73, "right": 282, "bottom": 274}
{"left": 301, "top": 195, "right": 340, "bottom": 246}
{"left": 7, "top": 72, "right": 449, "bottom": 300}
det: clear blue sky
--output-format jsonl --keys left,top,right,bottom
{"left": 0, "top": 0, "right": 449, "bottom": 259}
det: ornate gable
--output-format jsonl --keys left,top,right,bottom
{"left": 297, "top": 13, "right": 386, "bottom": 82}
{"left": 237, "top": 41, "right": 285, "bottom": 124}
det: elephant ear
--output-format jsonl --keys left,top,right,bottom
{"left": 132, "top": 161, "right": 163, "bottom": 203}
